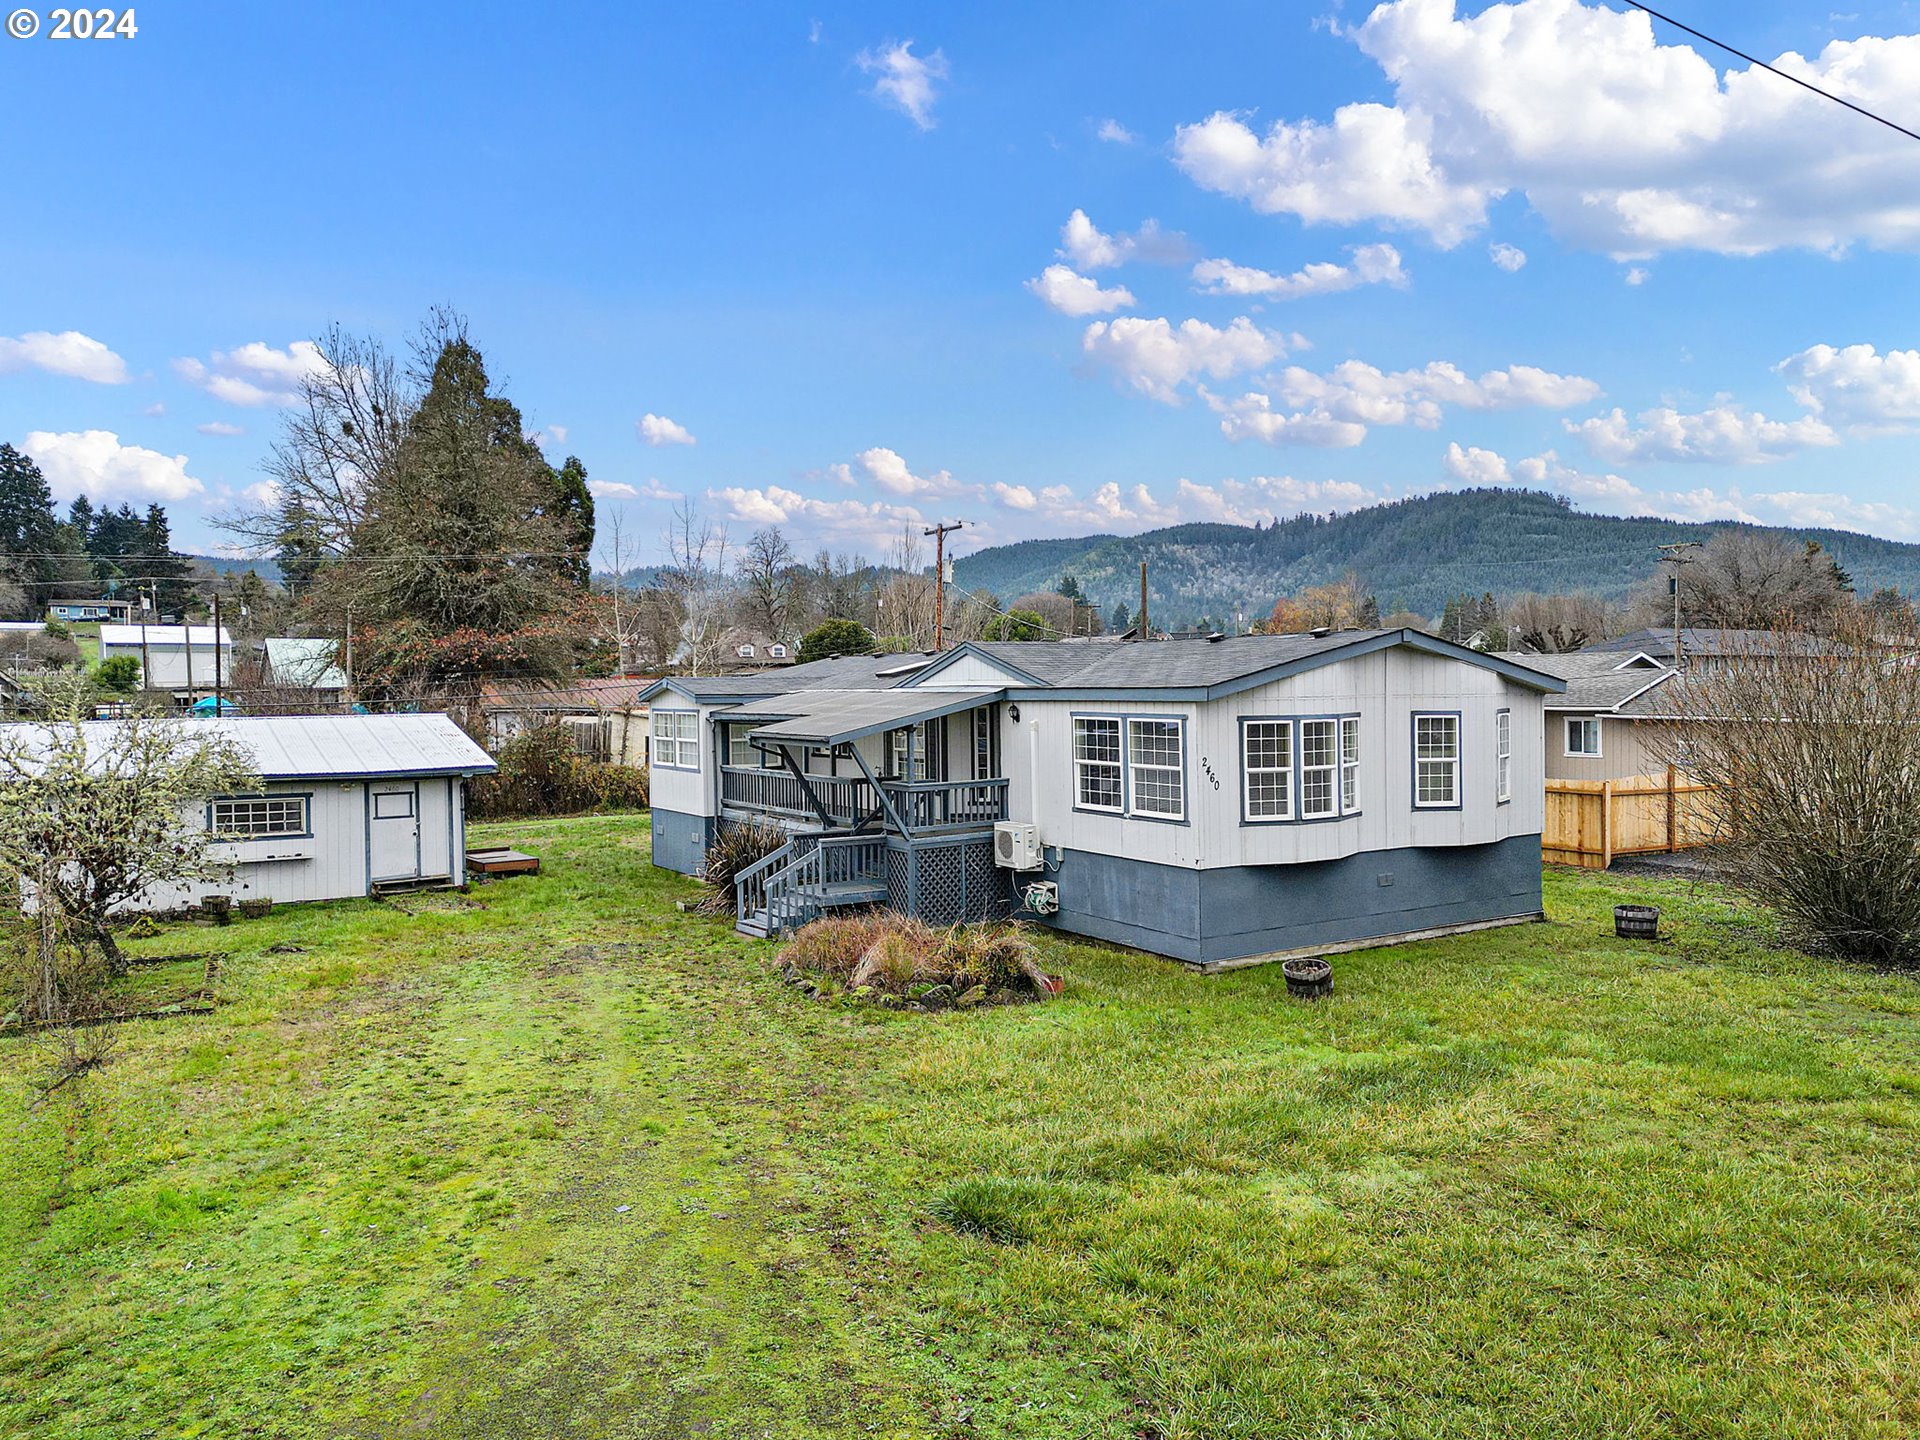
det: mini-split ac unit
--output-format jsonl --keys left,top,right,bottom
{"left": 993, "top": 821, "right": 1043, "bottom": 870}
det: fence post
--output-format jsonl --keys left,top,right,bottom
{"left": 1665, "top": 763, "right": 1677, "bottom": 853}
{"left": 1600, "top": 778, "right": 1614, "bottom": 870}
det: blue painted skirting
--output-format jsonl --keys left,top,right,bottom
{"left": 651, "top": 808, "right": 716, "bottom": 874}
{"left": 1025, "top": 835, "right": 1544, "bottom": 965}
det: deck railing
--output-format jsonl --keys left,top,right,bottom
{"left": 719, "top": 766, "right": 878, "bottom": 825}
{"left": 880, "top": 777, "right": 1009, "bottom": 829}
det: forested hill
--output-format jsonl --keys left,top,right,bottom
{"left": 951, "top": 489, "right": 1920, "bottom": 623}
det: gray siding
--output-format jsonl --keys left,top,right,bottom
{"left": 1030, "top": 835, "right": 1543, "bottom": 965}
{"left": 652, "top": 807, "right": 715, "bottom": 874}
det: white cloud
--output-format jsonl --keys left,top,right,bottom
{"left": 195, "top": 421, "right": 245, "bottom": 437}
{"left": 1081, "top": 316, "right": 1287, "bottom": 403}
{"left": 828, "top": 445, "right": 971, "bottom": 499}
{"left": 1443, "top": 441, "right": 1511, "bottom": 485}
{"left": 1215, "top": 358, "right": 1599, "bottom": 446}
{"left": 637, "top": 412, "right": 696, "bottom": 446}
{"left": 0, "top": 330, "right": 129, "bottom": 384}
{"left": 1026, "top": 264, "right": 1136, "bottom": 316}
{"left": 1173, "top": 0, "right": 1920, "bottom": 257}
{"left": 22, "top": 430, "right": 206, "bottom": 504}
{"left": 1056, "top": 209, "right": 1191, "bottom": 270}
{"left": 1569, "top": 404, "right": 1838, "bottom": 464}
{"left": 1096, "top": 118, "right": 1139, "bottom": 144}
{"left": 1625, "top": 266, "right": 1650, "bottom": 286}
{"left": 710, "top": 484, "right": 932, "bottom": 549}
{"left": 529, "top": 423, "right": 569, "bottom": 450}
{"left": 172, "top": 340, "right": 326, "bottom": 407}
{"left": 1191, "top": 242, "right": 1407, "bottom": 299}
{"left": 1776, "top": 343, "right": 1920, "bottom": 431}
{"left": 590, "top": 480, "right": 641, "bottom": 499}
{"left": 241, "top": 480, "right": 281, "bottom": 509}
{"left": 143, "top": 402, "right": 166, "bottom": 417}
{"left": 855, "top": 39, "right": 947, "bottom": 130}
{"left": 991, "top": 481, "right": 1037, "bottom": 509}
{"left": 1489, "top": 242, "right": 1527, "bottom": 272}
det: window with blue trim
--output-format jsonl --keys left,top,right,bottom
{"left": 211, "top": 795, "right": 308, "bottom": 838}
{"left": 1414, "top": 713, "right": 1460, "bottom": 808}
{"left": 1127, "top": 718, "right": 1185, "bottom": 820}
{"left": 1242, "top": 715, "right": 1360, "bottom": 822}
{"left": 1495, "top": 709, "right": 1513, "bottom": 803}
{"left": 651, "top": 710, "right": 699, "bottom": 769}
{"left": 1073, "top": 716, "right": 1123, "bottom": 812}
{"left": 1243, "top": 719, "right": 1293, "bottom": 820}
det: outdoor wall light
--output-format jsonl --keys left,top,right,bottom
{"left": 1007, "top": 704, "right": 1020, "bottom": 722}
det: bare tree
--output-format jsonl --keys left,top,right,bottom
{"left": 1505, "top": 591, "right": 1615, "bottom": 653}
{"left": 663, "top": 499, "right": 733, "bottom": 675}
{"left": 1645, "top": 621, "right": 1920, "bottom": 965}
{"left": 1629, "top": 531, "right": 1851, "bottom": 632}
{"left": 875, "top": 528, "right": 936, "bottom": 649}
{"left": 0, "top": 678, "right": 258, "bottom": 973}
{"left": 217, "top": 323, "right": 411, "bottom": 556}
{"left": 737, "top": 527, "right": 797, "bottom": 637}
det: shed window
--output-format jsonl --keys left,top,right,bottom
{"left": 1565, "top": 716, "right": 1602, "bottom": 757}
{"left": 1127, "top": 718, "right": 1185, "bottom": 820}
{"left": 1242, "top": 720, "right": 1293, "bottom": 820}
{"left": 1072, "top": 717, "right": 1123, "bottom": 813}
{"left": 1414, "top": 713, "right": 1460, "bottom": 808}
{"left": 651, "top": 710, "right": 700, "bottom": 769}
{"left": 211, "top": 795, "right": 309, "bottom": 838}
{"left": 1495, "top": 709, "right": 1513, "bottom": 803}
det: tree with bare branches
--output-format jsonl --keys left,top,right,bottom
{"left": 1646, "top": 620, "right": 1920, "bottom": 965}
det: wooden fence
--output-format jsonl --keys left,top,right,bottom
{"left": 1543, "top": 767, "right": 1718, "bottom": 869}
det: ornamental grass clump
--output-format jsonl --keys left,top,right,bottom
{"left": 695, "top": 820, "right": 789, "bottom": 917}
{"left": 779, "top": 912, "right": 1054, "bottom": 1008}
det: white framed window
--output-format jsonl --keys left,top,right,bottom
{"left": 769, "top": 643, "right": 787, "bottom": 659}
{"left": 1413, "top": 713, "right": 1460, "bottom": 809}
{"left": 1072, "top": 716, "right": 1123, "bottom": 813}
{"left": 1495, "top": 709, "right": 1513, "bottom": 804}
{"left": 1341, "top": 716, "right": 1361, "bottom": 814}
{"left": 1242, "top": 719, "right": 1293, "bottom": 821}
{"left": 1565, "top": 716, "right": 1602, "bottom": 757}
{"left": 972, "top": 706, "right": 995, "bottom": 779}
{"left": 1127, "top": 718, "right": 1186, "bottom": 821}
{"left": 887, "top": 722, "right": 931, "bottom": 781}
{"left": 1300, "top": 719, "right": 1338, "bottom": 820}
{"left": 738, "top": 644, "right": 756, "bottom": 658}
{"left": 211, "top": 794, "right": 309, "bottom": 838}
{"left": 650, "top": 710, "right": 700, "bottom": 769}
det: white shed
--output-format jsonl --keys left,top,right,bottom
{"left": 99, "top": 624, "right": 234, "bottom": 693}
{"left": 1, "top": 713, "right": 497, "bottom": 911}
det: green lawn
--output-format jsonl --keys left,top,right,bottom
{"left": 5, "top": 816, "right": 1920, "bottom": 1438}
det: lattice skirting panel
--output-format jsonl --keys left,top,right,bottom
{"left": 886, "top": 835, "right": 1011, "bottom": 926}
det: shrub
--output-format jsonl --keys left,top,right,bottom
{"left": 780, "top": 912, "right": 1053, "bottom": 1006}
{"left": 94, "top": 654, "right": 141, "bottom": 693}
{"left": 468, "top": 723, "right": 650, "bottom": 820}
{"left": 696, "top": 819, "right": 790, "bottom": 916}
{"left": 797, "top": 619, "right": 875, "bottom": 665}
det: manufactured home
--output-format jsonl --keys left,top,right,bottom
{"left": 48, "top": 598, "right": 135, "bottom": 624}
{"left": 640, "top": 631, "right": 1564, "bottom": 969}
{"left": 99, "top": 624, "right": 234, "bottom": 695}
{"left": 0, "top": 713, "right": 496, "bottom": 910}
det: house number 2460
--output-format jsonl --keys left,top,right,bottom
{"left": 1201, "top": 758, "right": 1221, "bottom": 790}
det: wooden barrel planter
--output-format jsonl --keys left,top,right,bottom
{"left": 238, "top": 898, "right": 273, "bottom": 921}
{"left": 1282, "top": 957, "right": 1332, "bottom": 1000}
{"left": 201, "top": 895, "right": 233, "bottom": 927}
{"left": 1614, "top": 904, "right": 1660, "bottom": 940}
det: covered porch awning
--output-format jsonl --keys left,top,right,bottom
{"left": 724, "top": 686, "right": 1005, "bottom": 749}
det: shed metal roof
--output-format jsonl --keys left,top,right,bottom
{"left": 637, "top": 651, "right": 934, "bottom": 706}
{"left": 0, "top": 713, "right": 496, "bottom": 780}
{"left": 263, "top": 638, "right": 348, "bottom": 690}
{"left": 100, "top": 625, "right": 232, "bottom": 647}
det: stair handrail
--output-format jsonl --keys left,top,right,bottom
{"left": 733, "top": 839, "right": 796, "bottom": 924}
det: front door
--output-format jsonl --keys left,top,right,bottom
{"left": 369, "top": 784, "right": 421, "bottom": 883}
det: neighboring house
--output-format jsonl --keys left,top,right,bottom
{"left": 0, "top": 713, "right": 496, "bottom": 908}
{"left": 98, "top": 624, "right": 234, "bottom": 695}
{"left": 1492, "top": 651, "right": 1678, "bottom": 782}
{"left": 640, "top": 630, "right": 1564, "bottom": 970}
{"left": 478, "top": 677, "right": 657, "bottom": 764}
{"left": 260, "top": 638, "right": 350, "bottom": 700}
{"left": 48, "top": 598, "right": 135, "bottom": 624}
{"left": 1585, "top": 627, "right": 1844, "bottom": 671}
{"left": 718, "top": 629, "right": 794, "bottom": 671}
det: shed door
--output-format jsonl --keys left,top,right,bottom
{"left": 369, "top": 785, "right": 421, "bottom": 882}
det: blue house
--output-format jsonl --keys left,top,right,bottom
{"left": 638, "top": 630, "right": 1564, "bottom": 971}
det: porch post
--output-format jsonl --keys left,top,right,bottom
{"left": 849, "top": 746, "right": 913, "bottom": 837}
{"left": 778, "top": 744, "right": 839, "bottom": 829}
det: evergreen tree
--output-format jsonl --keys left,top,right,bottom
{"left": 544, "top": 455, "right": 595, "bottom": 587}
{"left": 1110, "top": 602, "right": 1131, "bottom": 633}
{"left": 140, "top": 505, "right": 193, "bottom": 617}
{"left": 0, "top": 443, "right": 59, "bottom": 611}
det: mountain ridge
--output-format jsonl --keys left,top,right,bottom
{"left": 950, "top": 489, "right": 1920, "bottom": 623}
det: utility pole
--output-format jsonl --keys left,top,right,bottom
{"left": 922, "top": 520, "right": 964, "bottom": 651}
{"left": 1138, "top": 561, "right": 1149, "bottom": 642}
{"left": 1657, "top": 542, "right": 1700, "bottom": 670}
{"left": 139, "top": 588, "right": 152, "bottom": 694}
{"left": 211, "top": 594, "right": 223, "bottom": 713}
{"left": 343, "top": 604, "right": 354, "bottom": 711}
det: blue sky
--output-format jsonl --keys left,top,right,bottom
{"left": 5, "top": 0, "right": 1920, "bottom": 568}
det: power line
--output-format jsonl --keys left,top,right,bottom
{"left": 1622, "top": 1, "right": 1920, "bottom": 144}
